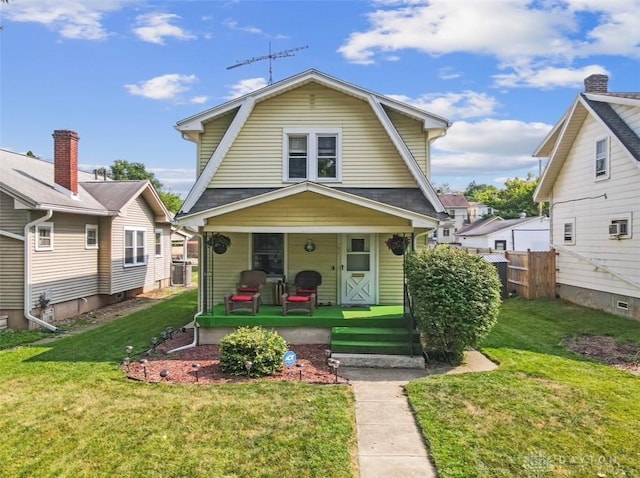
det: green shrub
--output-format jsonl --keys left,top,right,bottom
{"left": 406, "top": 246, "right": 502, "bottom": 364}
{"left": 219, "top": 326, "right": 288, "bottom": 377}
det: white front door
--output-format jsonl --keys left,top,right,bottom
{"left": 341, "top": 234, "right": 376, "bottom": 305}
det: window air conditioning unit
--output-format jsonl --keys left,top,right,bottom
{"left": 609, "top": 223, "right": 621, "bottom": 237}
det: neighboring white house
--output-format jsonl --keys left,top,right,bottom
{"left": 434, "top": 193, "right": 469, "bottom": 243}
{"left": 533, "top": 74, "right": 640, "bottom": 320}
{"left": 455, "top": 216, "right": 550, "bottom": 251}
{"left": 468, "top": 201, "right": 493, "bottom": 222}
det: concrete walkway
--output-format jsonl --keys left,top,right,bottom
{"left": 341, "top": 351, "right": 497, "bottom": 478}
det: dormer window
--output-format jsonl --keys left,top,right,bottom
{"left": 595, "top": 138, "right": 609, "bottom": 180}
{"left": 283, "top": 128, "right": 341, "bottom": 182}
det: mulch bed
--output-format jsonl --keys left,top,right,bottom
{"left": 562, "top": 335, "right": 640, "bottom": 376}
{"left": 122, "top": 330, "right": 349, "bottom": 385}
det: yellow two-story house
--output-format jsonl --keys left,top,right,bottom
{"left": 175, "top": 70, "right": 450, "bottom": 347}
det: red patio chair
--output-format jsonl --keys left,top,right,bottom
{"left": 224, "top": 270, "right": 266, "bottom": 316}
{"left": 281, "top": 270, "right": 322, "bottom": 316}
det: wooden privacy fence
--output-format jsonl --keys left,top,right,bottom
{"left": 504, "top": 250, "right": 556, "bottom": 299}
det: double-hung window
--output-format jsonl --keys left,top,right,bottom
{"left": 35, "top": 223, "right": 54, "bottom": 251}
{"left": 284, "top": 128, "right": 341, "bottom": 182}
{"left": 124, "top": 227, "right": 146, "bottom": 266}
{"left": 86, "top": 225, "right": 98, "bottom": 249}
{"left": 155, "top": 229, "right": 163, "bottom": 257}
{"left": 595, "top": 138, "right": 609, "bottom": 180}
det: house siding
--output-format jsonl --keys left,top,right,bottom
{"left": 97, "top": 217, "right": 113, "bottom": 294}
{"left": 384, "top": 107, "right": 428, "bottom": 177}
{"left": 208, "top": 83, "right": 418, "bottom": 188}
{"left": 551, "top": 113, "right": 640, "bottom": 300}
{"left": 199, "top": 109, "right": 237, "bottom": 175}
{"left": 378, "top": 234, "right": 404, "bottom": 304}
{"left": 287, "top": 233, "right": 338, "bottom": 305}
{"left": 0, "top": 192, "right": 27, "bottom": 309}
{"left": 30, "top": 212, "right": 100, "bottom": 308}
{"left": 110, "top": 196, "right": 161, "bottom": 294}
{"left": 206, "top": 192, "right": 410, "bottom": 228}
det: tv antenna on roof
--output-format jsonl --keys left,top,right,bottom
{"left": 226, "top": 43, "right": 309, "bottom": 85}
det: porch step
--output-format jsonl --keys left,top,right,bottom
{"left": 331, "top": 340, "right": 422, "bottom": 356}
{"left": 332, "top": 353, "right": 425, "bottom": 369}
{"left": 331, "top": 326, "right": 421, "bottom": 355}
{"left": 332, "top": 326, "right": 420, "bottom": 343}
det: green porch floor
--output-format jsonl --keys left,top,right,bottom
{"left": 196, "top": 304, "right": 407, "bottom": 328}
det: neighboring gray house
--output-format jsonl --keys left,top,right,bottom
{"left": 533, "top": 74, "right": 640, "bottom": 320}
{"left": 455, "top": 216, "right": 551, "bottom": 251}
{"left": 0, "top": 130, "right": 173, "bottom": 330}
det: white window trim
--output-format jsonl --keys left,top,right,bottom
{"left": 282, "top": 128, "right": 342, "bottom": 183}
{"left": 563, "top": 218, "right": 576, "bottom": 245}
{"left": 594, "top": 137, "right": 610, "bottom": 181}
{"left": 85, "top": 224, "right": 99, "bottom": 249}
{"left": 155, "top": 229, "right": 163, "bottom": 257}
{"left": 35, "top": 222, "right": 54, "bottom": 251}
{"left": 608, "top": 212, "right": 632, "bottom": 240}
{"left": 124, "top": 227, "right": 147, "bottom": 267}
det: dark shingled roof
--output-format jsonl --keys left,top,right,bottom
{"left": 582, "top": 94, "right": 640, "bottom": 162}
{"left": 180, "top": 187, "right": 447, "bottom": 220}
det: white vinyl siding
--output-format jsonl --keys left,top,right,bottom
{"left": 551, "top": 113, "right": 640, "bottom": 299}
{"left": 208, "top": 83, "right": 418, "bottom": 188}
{"left": 35, "top": 223, "right": 53, "bottom": 251}
{"left": 30, "top": 213, "right": 100, "bottom": 308}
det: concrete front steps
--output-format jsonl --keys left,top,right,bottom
{"left": 331, "top": 326, "right": 425, "bottom": 368}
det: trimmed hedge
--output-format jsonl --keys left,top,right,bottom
{"left": 406, "top": 246, "right": 502, "bottom": 364}
{"left": 219, "top": 326, "right": 288, "bottom": 377}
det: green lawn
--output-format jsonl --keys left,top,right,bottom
{"left": 0, "top": 290, "right": 356, "bottom": 478}
{"left": 407, "top": 298, "right": 640, "bottom": 477}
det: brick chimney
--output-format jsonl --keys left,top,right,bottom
{"left": 53, "top": 130, "right": 79, "bottom": 195}
{"left": 584, "top": 74, "right": 608, "bottom": 93}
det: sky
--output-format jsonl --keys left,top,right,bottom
{"left": 1, "top": 0, "right": 639, "bottom": 198}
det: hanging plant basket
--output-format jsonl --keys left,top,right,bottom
{"left": 385, "top": 234, "right": 410, "bottom": 256}
{"left": 208, "top": 233, "right": 231, "bottom": 255}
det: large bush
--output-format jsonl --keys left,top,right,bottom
{"left": 219, "top": 326, "right": 288, "bottom": 377}
{"left": 406, "top": 246, "right": 502, "bottom": 364}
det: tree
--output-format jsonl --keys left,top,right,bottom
{"left": 108, "top": 159, "right": 182, "bottom": 214}
{"left": 466, "top": 173, "right": 545, "bottom": 219}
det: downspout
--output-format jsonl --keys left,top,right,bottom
{"left": 166, "top": 231, "right": 203, "bottom": 354}
{"left": 24, "top": 210, "right": 58, "bottom": 332}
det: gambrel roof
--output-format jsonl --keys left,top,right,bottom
{"left": 534, "top": 92, "right": 640, "bottom": 201}
{"left": 175, "top": 69, "right": 450, "bottom": 216}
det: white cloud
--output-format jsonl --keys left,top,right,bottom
{"left": 133, "top": 13, "right": 195, "bottom": 45}
{"left": 493, "top": 64, "right": 611, "bottom": 89}
{"left": 387, "top": 91, "right": 499, "bottom": 120}
{"left": 223, "top": 19, "right": 262, "bottom": 34}
{"left": 190, "top": 96, "right": 209, "bottom": 105}
{"left": 0, "top": 0, "right": 133, "bottom": 40}
{"left": 224, "top": 78, "right": 268, "bottom": 99}
{"left": 338, "top": 0, "right": 640, "bottom": 87}
{"left": 431, "top": 119, "right": 552, "bottom": 176}
{"left": 124, "top": 74, "right": 197, "bottom": 100}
